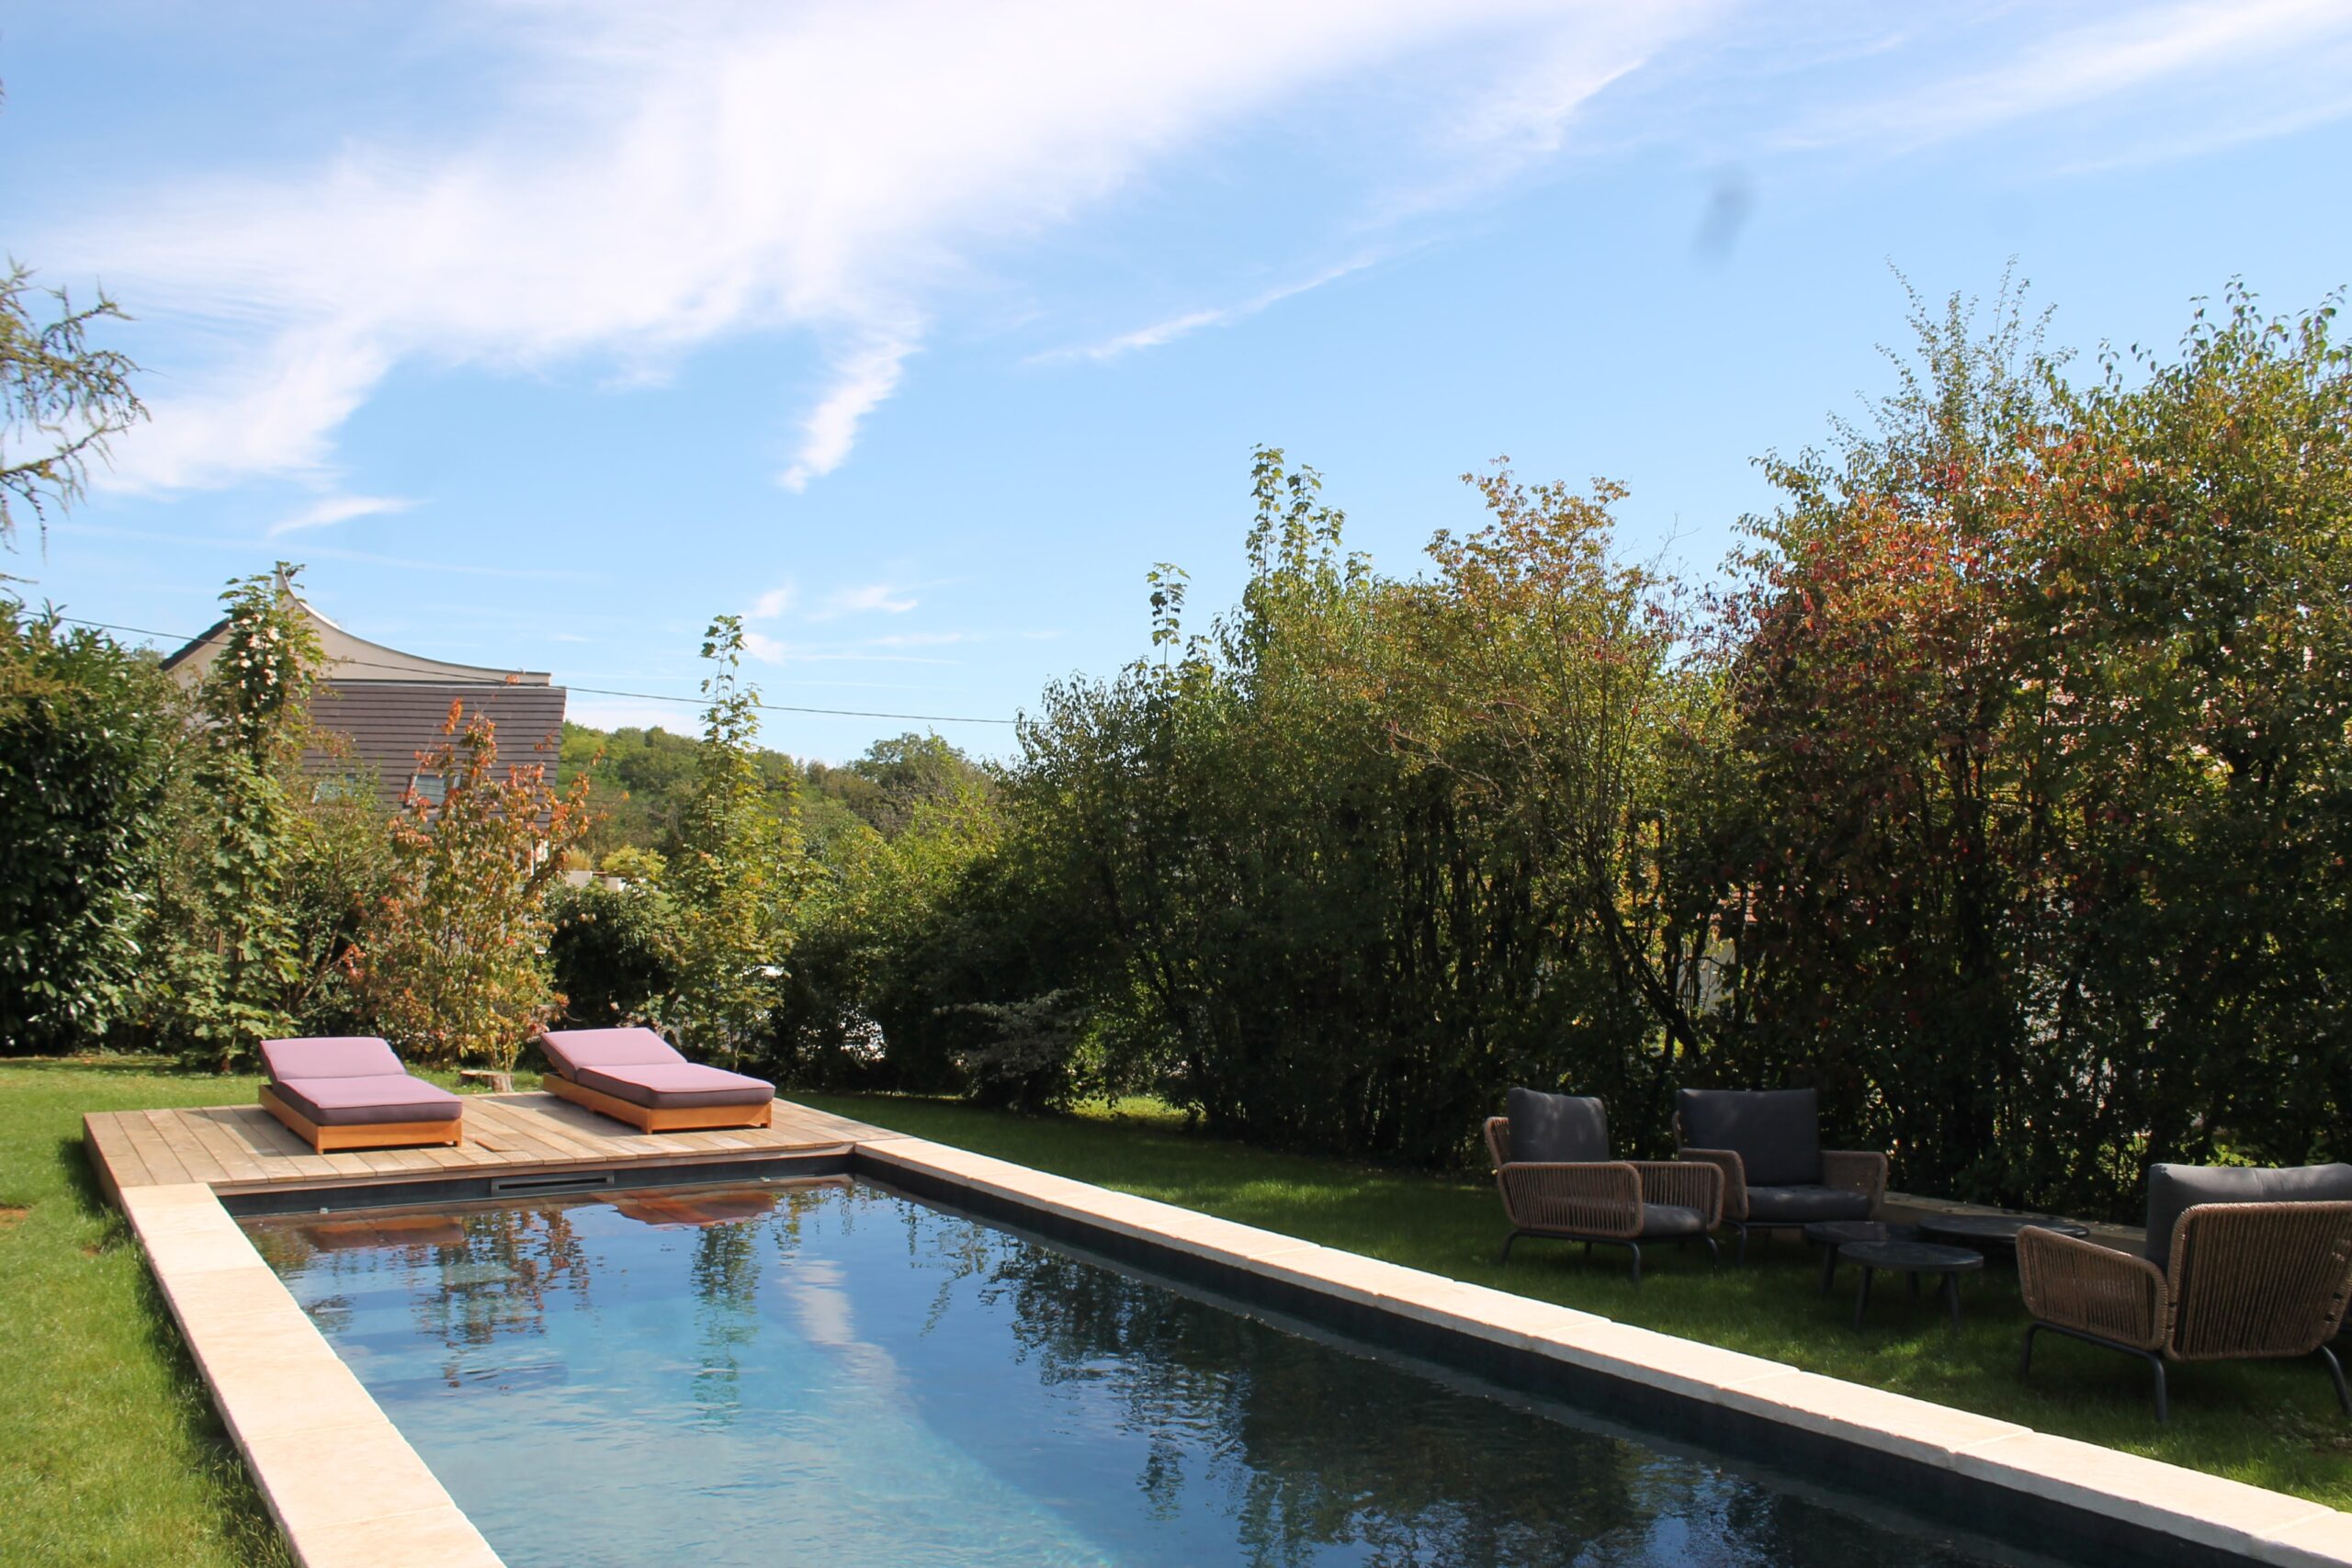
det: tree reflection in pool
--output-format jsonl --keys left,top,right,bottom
{"left": 243, "top": 1180, "right": 2056, "bottom": 1568}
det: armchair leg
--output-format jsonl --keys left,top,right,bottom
{"left": 2019, "top": 1324, "right": 2040, "bottom": 1381}
{"left": 1735, "top": 1223, "right": 1748, "bottom": 1266}
{"left": 1702, "top": 1235, "right": 1720, "bottom": 1271}
{"left": 1498, "top": 1231, "right": 1521, "bottom": 1266}
{"left": 1627, "top": 1242, "right": 1642, "bottom": 1287}
{"left": 2018, "top": 1321, "right": 2172, "bottom": 1421}
{"left": 2321, "top": 1346, "right": 2350, "bottom": 1418}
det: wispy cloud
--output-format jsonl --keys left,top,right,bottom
{"left": 818, "top": 582, "right": 921, "bottom": 618}
{"left": 267, "top": 492, "right": 418, "bottom": 537}
{"left": 748, "top": 584, "right": 797, "bottom": 619}
{"left": 49, "top": 522, "right": 594, "bottom": 581}
{"left": 49, "top": 2, "right": 1717, "bottom": 501}
{"left": 1781, "top": 0, "right": 2352, "bottom": 152}
{"left": 781, "top": 337, "right": 916, "bottom": 491}
{"left": 1039, "top": 254, "right": 1386, "bottom": 364}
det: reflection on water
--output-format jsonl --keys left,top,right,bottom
{"left": 243, "top": 1181, "right": 2050, "bottom": 1568}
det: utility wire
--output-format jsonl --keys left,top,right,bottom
{"left": 53, "top": 616, "right": 1021, "bottom": 727}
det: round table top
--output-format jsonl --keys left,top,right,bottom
{"left": 1838, "top": 1239, "right": 1984, "bottom": 1273}
{"left": 1919, "top": 1214, "right": 2089, "bottom": 1245}
{"left": 1802, "top": 1220, "right": 1922, "bottom": 1247}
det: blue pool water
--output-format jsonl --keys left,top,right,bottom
{"left": 243, "top": 1179, "right": 2055, "bottom": 1568}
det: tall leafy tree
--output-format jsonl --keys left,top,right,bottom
{"left": 667, "top": 615, "right": 805, "bottom": 1065}
{"left": 142, "top": 566, "right": 324, "bottom": 1067}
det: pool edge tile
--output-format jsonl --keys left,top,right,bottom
{"left": 120, "top": 1182, "right": 510, "bottom": 1568}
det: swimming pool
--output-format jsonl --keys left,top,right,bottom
{"left": 243, "top": 1178, "right": 2062, "bottom": 1568}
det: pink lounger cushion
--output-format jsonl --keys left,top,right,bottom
{"left": 540, "top": 1028, "right": 774, "bottom": 1111}
{"left": 260, "top": 1036, "right": 459, "bottom": 1128}
{"left": 260, "top": 1035, "right": 406, "bottom": 1081}
{"left": 539, "top": 1027, "right": 686, "bottom": 1076}
{"left": 273, "top": 1073, "right": 462, "bottom": 1127}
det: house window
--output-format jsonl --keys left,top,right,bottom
{"left": 407, "top": 772, "right": 447, "bottom": 807}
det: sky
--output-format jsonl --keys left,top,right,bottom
{"left": 6, "top": 0, "right": 2350, "bottom": 761}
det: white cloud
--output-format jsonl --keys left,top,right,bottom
{"left": 1781, "top": 0, "right": 2352, "bottom": 152}
{"left": 741, "top": 629, "right": 788, "bottom": 663}
{"left": 49, "top": 0, "right": 1713, "bottom": 499}
{"left": 781, "top": 338, "right": 916, "bottom": 491}
{"left": 749, "top": 584, "right": 796, "bottom": 619}
{"left": 820, "top": 582, "right": 920, "bottom": 618}
{"left": 1042, "top": 254, "right": 1386, "bottom": 364}
{"left": 267, "top": 492, "right": 419, "bottom": 537}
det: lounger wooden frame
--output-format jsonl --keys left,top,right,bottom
{"left": 259, "top": 1084, "right": 464, "bottom": 1155}
{"left": 541, "top": 1071, "right": 775, "bottom": 1134}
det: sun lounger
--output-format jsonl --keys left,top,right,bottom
{"left": 258, "top": 1036, "right": 465, "bottom": 1153}
{"left": 537, "top": 1027, "right": 776, "bottom": 1133}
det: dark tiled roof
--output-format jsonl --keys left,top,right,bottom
{"left": 307, "top": 682, "right": 569, "bottom": 810}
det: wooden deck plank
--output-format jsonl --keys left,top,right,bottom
{"left": 118, "top": 1112, "right": 196, "bottom": 1186}
{"left": 176, "top": 1108, "right": 274, "bottom": 1183}
{"left": 153, "top": 1118, "right": 232, "bottom": 1188}
{"left": 460, "top": 1100, "right": 583, "bottom": 1166}
{"left": 88, "top": 1094, "right": 877, "bottom": 1203}
{"left": 146, "top": 1106, "right": 231, "bottom": 1175}
{"left": 85, "top": 1113, "right": 153, "bottom": 1192}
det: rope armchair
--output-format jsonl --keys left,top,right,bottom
{"left": 2019, "top": 1162, "right": 2352, "bottom": 1422}
{"left": 1671, "top": 1088, "right": 1887, "bottom": 1262}
{"left": 1486, "top": 1089, "right": 1724, "bottom": 1284}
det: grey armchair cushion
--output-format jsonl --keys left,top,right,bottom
{"left": 2143, "top": 1162, "right": 2352, "bottom": 1272}
{"left": 1745, "top": 1184, "right": 1875, "bottom": 1224}
{"left": 1675, "top": 1088, "right": 1822, "bottom": 1187}
{"left": 1506, "top": 1089, "right": 1610, "bottom": 1164}
{"left": 1638, "top": 1202, "right": 1710, "bottom": 1238}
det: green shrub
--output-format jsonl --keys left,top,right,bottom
{"left": 0, "top": 603, "right": 173, "bottom": 1054}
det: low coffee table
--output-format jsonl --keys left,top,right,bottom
{"left": 1918, "top": 1213, "right": 2089, "bottom": 1250}
{"left": 1803, "top": 1220, "right": 1923, "bottom": 1295}
{"left": 1840, "top": 1240, "right": 1983, "bottom": 1335}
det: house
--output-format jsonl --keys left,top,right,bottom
{"left": 161, "top": 579, "right": 568, "bottom": 811}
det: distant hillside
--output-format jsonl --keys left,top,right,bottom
{"left": 557, "top": 722, "right": 993, "bottom": 861}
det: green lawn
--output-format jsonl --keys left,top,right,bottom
{"left": 0, "top": 1061, "right": 292, "bottom": 1568}
{"left": 1, "top": 1064, "right": 2343, "bottom": 1568}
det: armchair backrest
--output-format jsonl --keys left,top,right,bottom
{"left": 2167, "top": 1200, "right": 2352, "bottom": 1359}
{"left": 1502, "top": 1089, "right": 1609, "bottom": 1164}
{"left": 2143, "top": 1162, "right": 2352, "bottom": 1272}
{"left": 1672, "top": 1088, "right": 1820, "bottom": 1187}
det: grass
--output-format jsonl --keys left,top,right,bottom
{"left": 1, "top": 1062, "right": 2342, "bottom": 1568}
{"left": 0, "top": 1059, "right": 292, "bottom": 1568}
{"left": 801, "top": 1090, "right": 2352, "bottom": 1510}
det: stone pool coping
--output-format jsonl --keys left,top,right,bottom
{"left": 119, "top": 1182, "right": 503, "bottom": 1568}
{"left": 118, "top": 1123, "right": 2350, "bottom": 1568}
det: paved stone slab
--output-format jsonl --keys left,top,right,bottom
{"left": 122, "top": 1182, "right": 504, "bottom": 1567}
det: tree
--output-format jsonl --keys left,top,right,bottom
{"left": 0, "top": 262, "right": 145, "bottom": 549}
{"left": 141, "top": 566, "right": 326, "bottom": 1067}
{"left": 348, "top": 704, "right": 590, "bottom": 1069}
{"left": 0, "top": 600, "right": 174, "bottom": 1053}
{"left": 666, "top": 615, "right": 805, "bottom": 1066}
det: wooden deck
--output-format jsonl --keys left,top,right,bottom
{"left": 85, "top": 1090, "right": 882, "bottom": 1201}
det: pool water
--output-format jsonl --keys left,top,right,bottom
{"left": 243, "top": 1179, "right": 2054, "bottom": 1568}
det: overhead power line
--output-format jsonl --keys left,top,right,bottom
{"left": 52, "top": 616, "right": 1021, "bottom": 727}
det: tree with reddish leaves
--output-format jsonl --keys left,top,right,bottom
{"left": 348, "top": 701, "right": 592, "bottom": 1071}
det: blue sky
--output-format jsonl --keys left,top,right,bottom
{"left": 6, "top": 1, "right": 2350, "bottom": 761}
